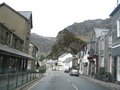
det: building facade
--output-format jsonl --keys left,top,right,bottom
{"left": 0, "top": 3, "right": 32, "bottom": 53}
{"left": 98, "top": 30, "right": 109, "bottom": 69}
{"left": 0, "top": 23, "right": 34, "bottom": 74}
{"left": 0, "top": 23, "right": 23, "bottom": 51}
{"left": 0, "top": 3, "right": 34, "bottom": 74}
{"left": 110, "top": 3, "right": 120, "bottom": 82}
{"left": 104, "top": 30, "right": 112, "bottom": 74}
{"left": 28, "top": 42, "right": 39, "bottom": 70}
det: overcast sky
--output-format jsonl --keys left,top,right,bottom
{"left": 0, "top": 0, "right": 118, "bottom": 37}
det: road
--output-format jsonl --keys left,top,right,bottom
{"left": 28, "top": 70, "right": 110, "bottom": 90}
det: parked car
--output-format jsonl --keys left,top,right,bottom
{"left": 69, "top": 69, "right": 79, "bottom": 76}
{"left": 64, "top": 68, "right": 69, "bottom": 73}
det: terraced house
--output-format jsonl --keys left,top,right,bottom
{"left": 110, "top": 3, "right": 120, "bottom": 82}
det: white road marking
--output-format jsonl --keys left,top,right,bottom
{"left": 27, "top": 77, "right": 45, "bottom": 90}
{"left": 67, "top": 78, "right": 71, "bottom": 83}
{"left": 72, "top": 84, "right": 79, "bottom": 90}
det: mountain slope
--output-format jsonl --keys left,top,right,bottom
{"left": 66, "top": 18, "right": 111, "bottom": 42}
{"left": 30, "top": 33, "right": 56, "bottom": 55}
{"left": 48, "top": 29, "right": 86, "bottom": 59}
{"left": 49, "top": 18, "right": 111, "bottom": 59}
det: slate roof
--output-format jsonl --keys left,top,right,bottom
{"left": 18, "top": 11, "right": 33, "bottom": 28}
{"left": 63, "top": 57, "right": 77, "bottom": 63}
{"left": 112, "top": 46, "right": 120, "bottom": 57}
{"left": 110, "top": 3, "right": 120, "bottom": 17}
{"left": 19, "top": 11, "right": 32, "bottom": 20}
{"left": 0, "top": 43, "right": 34, "bottom": 60}
{"left": 59, "top": 53, "right": 69, "bottom": 58}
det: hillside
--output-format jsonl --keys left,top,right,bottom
{"left": 30, "top": 33, "right": 56, "bottom": 55}
{"left": 48, "top": 29, "right": 86, "bottom": 59}
{"left": 49, "top": 18, "right": 111, "bottom": 58}
{"left": 66, "top": 18, "right": 111, "bottom": 42}
{"left": 30, "top": 18, "right": 111, "bottom": 58}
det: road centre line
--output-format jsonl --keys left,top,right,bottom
{"left": 67, "top": 78, "right": 78, "bottom": 90}
{"left": 27, "top": 77, "right": 45, "bottom": 90}
{"left": 72, "top": 84, "right": 79, "bottom": 90}
{"left": 67, "top": 78, "right": 71, "bottom": 83}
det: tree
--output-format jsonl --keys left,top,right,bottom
{"left": 40, "top": 54, "right": 45, "bottom": 61}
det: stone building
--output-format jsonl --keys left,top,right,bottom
{"left": 28, "top": 42, "right": 40, "bottom": 70}
{"left": 0, "top": 23, "right": 34, "bottom": 74}
{"left": 98, "top": 29, "right": 109, "bottom": 69}
{"left": 0, "top": 23, "right": 23, "bottom": 50}
{"left": 104, "top": 30, "right": 112, "bottom": 74}
{"left": 0, "top": 3, "right": 35, "bottom": 74}
{"left": 110, "top": 3, "right": 120, "bottom": 82}
{"left": 0, "top": 3, "right": 33, "bottom": 53}
{"left": 87, "top": 28, "right": 102, "bottom": 77}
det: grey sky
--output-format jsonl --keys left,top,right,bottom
{"left": 0, "top": 0, "right": 117, "bottom": 37}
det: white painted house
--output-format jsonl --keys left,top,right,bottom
{"left": 79, "top": 45, "right": 90, "bottom": 76}
{"left": 63, "top": 57, "right": 73, "bottom": 70}
{"left": 58, "top": 53, "right": 73, "bottom": 70}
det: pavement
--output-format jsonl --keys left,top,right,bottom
{"left": 16, "top": 74, "right": 44, "bottom": 90}
{"left": 79, "top": 75, "right": 120, "bottom": 90}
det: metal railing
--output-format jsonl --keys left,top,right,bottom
{"left": 0, "top": 71, "right": 42, "bottom": 90}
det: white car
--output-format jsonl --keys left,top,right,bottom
{"left": 69, "top": 69, "right": 79, "bottom": 76}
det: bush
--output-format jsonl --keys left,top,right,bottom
{"left": 39, "top": 66, "right": 46, "bottom": 73}
{"left": 98, "top": 67, "right": 105, "bottom": 80}
{"left": 97, "top": 67, "right": 112, "bottom": 82}
{"left": 99, "top": 67, "right": 105, "bottom": 76}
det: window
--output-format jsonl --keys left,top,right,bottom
{"left": 0, "top": 56, "right": 3, "bottom": 73}
{"left": 9, "top": 57, "right": 16, "bottom": 72}
{"left": 117, "top": 18, "right": 120, "bottom": 37}
{"left": 101, "top": 56, "right": 104, "bottom": 67}
{"left": 117, "top": 56, "right": 120, "bottom": 81}
{"left": 109, "top": 54, "right": 112, "bottom": 73}
{"left": 13, "top": 38, "right": 17, "bottom": 49}
{"left": 5, "top": 32, "right": 8, "bottom": 44}
{"left": 101, "top": 40, "right": 105, "bottom": 50}
{"left": 108, "top": 34, "right": 112, "bottom": 47}
{"left": 29, "top": 46, "right": 33, "bottom": 51}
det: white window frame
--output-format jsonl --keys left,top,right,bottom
{"left": 117, "top": 56, "right": 120, "bottom": 81}
{"left": 101, "top": 39, "right": 105, "bottom": 50}
{"left": 101, "top": 56, "right": 104, "bottom": 67}
{"left": 29, "top": 46, "right": 33, "bottom": 51}
{"left": 108, "top": 34, "right": 112, "bottom": 48}
{"left": 117, "top": 18, "right": 120, "bottom": 37}
{"left": 109, "top": 54, "right": 112, "bottom": 73}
